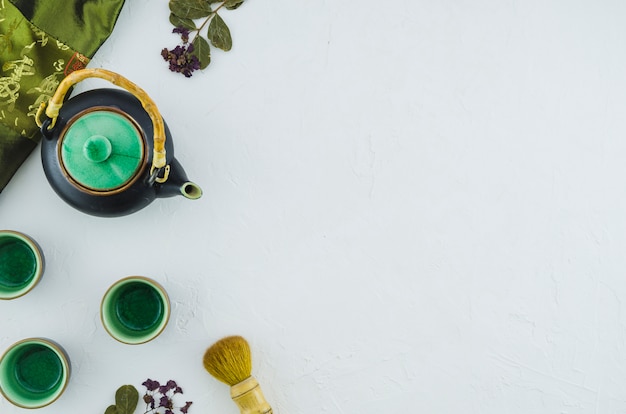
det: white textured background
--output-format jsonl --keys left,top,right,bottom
{"left": 2, "top": 0, "right": 626, "bottom": 412}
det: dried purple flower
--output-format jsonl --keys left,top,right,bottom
{"left": 142, "top": 379, "right": 192, "bottom": 414}
{"left": 180, "top": 401, "right": 193, "bottom": 413}
{"left": 142, "top": 379, "right": 160, "bottom": 391}
{"left": 172, "top": 27, "right": 190, "bottom": 43}
{"left": 159, "top": 395, "right": 173, "bottom": 409}
{"left": 161, "top": 44, "right": 201, "bottom": 78}
{"left": 159, "top": 380, "right": 178, "bottom": 393}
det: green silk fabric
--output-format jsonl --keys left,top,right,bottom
{"left": 9, "top": 0, "right": 126, "bottom": 56}
{"left": 0, "top": 0, "right": 125, "bottom": 192}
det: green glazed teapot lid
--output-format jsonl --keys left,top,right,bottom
{"left": 60, "top": 110, "right": 144, "bottom": 191}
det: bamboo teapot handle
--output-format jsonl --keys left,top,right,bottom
{"left": 36, "top": 68, "right": 167, "bottom": 178}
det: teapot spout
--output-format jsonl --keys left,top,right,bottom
{"left": 156, "top": 158, "right": 202, "bottom": 200}
{"left": 179, "top": 181, "right": 203, "bottom": 200}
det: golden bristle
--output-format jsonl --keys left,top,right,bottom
{"left": 203, "top": 335, "right": 252, "bottom": 386}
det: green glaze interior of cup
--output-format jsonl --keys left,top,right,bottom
{"left": 0, "top": 339, "right": 70, "bottom": 408}
{"left": 101, "top": 277, "right": 170, "bottom": 344}
{"left": 0, "top": 232, "right": 43, "bottom": 299}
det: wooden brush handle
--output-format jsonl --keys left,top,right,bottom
{"left": 230, "top": 376, "right": 273, "bottom": 414}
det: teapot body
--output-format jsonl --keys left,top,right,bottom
{"left": 38, "top": 68, "right": 201, "bottom": 217}
{"left": 41, "top": 88, "right": 178, "bottom": 217}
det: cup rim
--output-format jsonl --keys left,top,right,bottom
{"left": 0, "top": 230, "right": 44, "bottom": 300}
{"left": 0, "top": 337, "right": 70, "bottom": 409}
{"left": 100, "top": 276, "right": 171, "bottom": 345}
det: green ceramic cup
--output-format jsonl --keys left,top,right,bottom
{"left": 0, "top": 338, "right": 70, "bottom": 408}
{"left": 100, "top": 276, "right": 170, "bottom": 345}
{"left": 0, "top": 230, "right": 44, "bottom": 300}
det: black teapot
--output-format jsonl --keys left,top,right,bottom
{"left": 36, "top": 69, "right": 202, "bottom": 217}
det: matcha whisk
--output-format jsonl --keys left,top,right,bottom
{"left": 203, "top": 335, "right": 273, "bottom": 414}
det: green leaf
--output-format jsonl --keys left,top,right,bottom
{"left": 192, "top": 36, "right": 211, "bottom": 69}
{"left": 169, "top": 0, "right": 213, "bottom": 19}
{"left": 207, "top": 13, "right": 232, "bottom": 51}
{"left": 169, "top": 13, "right": 197, "bottom": 30}
{"left": 114, "top": 385, "right": 138, "bottom": 414}
{"left": 225, "top": 0, "right": 244, "bottom": 10}
{"left": 104, "top": 405, "right": 119, "bottom": 414}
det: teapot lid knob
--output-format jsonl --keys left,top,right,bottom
{"left": 60, "top": 110, "right": 145, "bottom": 191}
{"left": 83, "top": 135, "right": 113, "bottom": 163}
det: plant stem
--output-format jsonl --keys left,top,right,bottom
{"left": 191, "top": 0, "right": 228, "bottom": 43}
